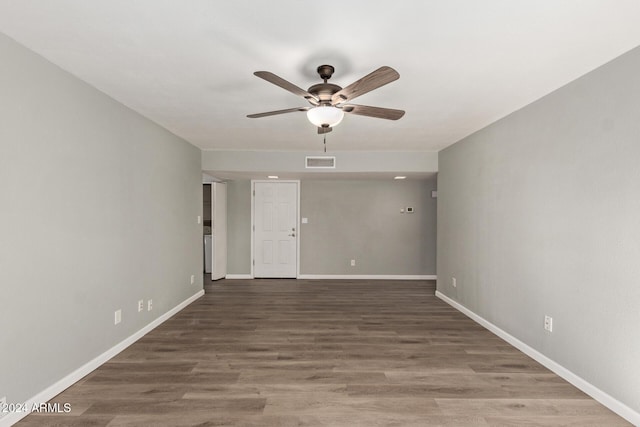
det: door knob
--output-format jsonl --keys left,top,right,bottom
{"left": 288, "top": 233, "right": 296, "bottom": 237}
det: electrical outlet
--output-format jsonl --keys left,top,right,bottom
{"left": 147, "top": 299, "right": 153, "bottom": 311}
{"left": 452, "top": 277, "right": 457, "bottom": 288}
{"left": 197, "top": 215, "right": 201, "bottom": 224}
{"left": 544, "top": 315, "right": 553, "bottom": 332}
{"left": 114, "top": 309, "right": 122, "bottom": 325}
{"left": 190, "top": 274, "right": 195, "bottom": 285}
{"left": 350, "top": 259, "right": 356, "bottom": 267}
{"left": 138, "top": 300, "right": 144, "bottom": 312}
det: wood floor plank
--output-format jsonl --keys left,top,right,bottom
{"left": 484, "top": 415, "right": 631, "bottom": 427}
{"left": 16, "top": 278, "right": 630, "bottom": 426}
{"left": 261, "top": 394, "right": 442, "bottom": 416}
{"left": 436, "top": 397, "right": 626, "bottom": 417}
{"left": 83, "top": 397, "right": 267, "bottom": 416}
{"left": 17, "top": 415, "right": 114, "bottom": 426}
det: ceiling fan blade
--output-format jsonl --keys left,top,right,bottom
{"left": 341, "top": 104, "right": 405, "bottom": 120}
{"left": 254, "top": 71, "right": 319, "bottom": 105}
{"left": 317, "top": 126, "right": 333, "bottom": 134}
{"left": 247, "top": 107, "right": 310, "bottom": 118}
{"left": 331, "top": 66, "right": 400, "bottom": 104}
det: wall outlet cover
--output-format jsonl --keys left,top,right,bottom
{"left": 452, "top": 277, "right": 457, "bottom": 287}
{"left": 138, "top": 300, "right": 144, "bottom": 312}
{"left": 190, "top": 274, "right": 195, "bottom": 284}
{"left": 114, "top": 309, "right": 122, "bottom": 325}
{"left": 147, "top": 300, "right": 153, "bottom": 311}
{"left": 350, "top": 259, "right": 356, "bottom": 266}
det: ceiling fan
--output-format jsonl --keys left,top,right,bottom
{"left": 247, "top": 65, "right": 405, "bottom": 134}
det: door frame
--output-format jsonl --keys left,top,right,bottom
{"left": 211, "top": 182, "right": 227, "bottom": 280}
{"left": 250, "top": 180, "right": 300, "bottom": 279}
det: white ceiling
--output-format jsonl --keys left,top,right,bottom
{"left": 2, "top": 1, "right": 640, "bottom": 153}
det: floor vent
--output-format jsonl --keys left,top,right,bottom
{"left": 305, "top": 156, "right": 336, "bottom": 169}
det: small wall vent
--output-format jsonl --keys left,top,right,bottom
{"left": 305, "top": 156, "right": 336, "bottom": 169}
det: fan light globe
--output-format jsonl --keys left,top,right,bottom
{"left": 307, "top": 106, "right": 344, "bottom": 128}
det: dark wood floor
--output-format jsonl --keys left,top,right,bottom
{"left": 19, "top": 278, "right": 629, "bottom": 426}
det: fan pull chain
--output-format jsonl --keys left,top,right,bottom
{"left": 324, "top": 135, "right": 327, "bottom": 153}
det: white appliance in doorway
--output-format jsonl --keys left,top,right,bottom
{"left": 252, "top": 181, "right": 299, "bottom": 278}
{"left": 203, "top": 234, "right": 212, "bottom": 274}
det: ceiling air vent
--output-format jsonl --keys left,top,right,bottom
{"left": 305, "top": 156, "right": 336, "bottom": 169}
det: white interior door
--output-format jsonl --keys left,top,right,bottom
{"left": 212, "top": 182, "right": 227, "bottom": 280}
{"left": 253, "top": 181, "right": 298, "bottom": 278}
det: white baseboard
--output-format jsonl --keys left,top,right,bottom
{"left": 297, "top": 274, "right": 436, "bottom": 280}
{"left": 222, "top": 274, "right": 436, "bottom": 281}
{"left": 435, "top": 290, "right": 640, "bottom": 426}
{"left": 0, "top": 290, "right": 205, "bottom": 427}
{"left": 224, "top": 274, "right": 253, "bottom": 279}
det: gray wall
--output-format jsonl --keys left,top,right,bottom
{"left": 226, "top": 180, "right": 251, "bottom": 274}
{"left": 300, "top": 179, "right": 437, "bottom": 275}
{"left": 0, "top": 33, "right": 202, "bottom": 406}
{"left": 223, "top": 178, "right": 438, "bottom": 276}
{"left": 437, "top": 47, "right": 640, "bottom": 414}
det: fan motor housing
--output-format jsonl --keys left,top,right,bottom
{"left": 308, "top": 83, "right": 341, "bottom": 104}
